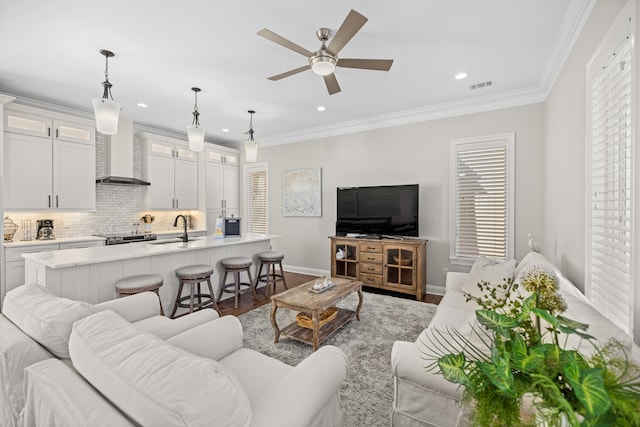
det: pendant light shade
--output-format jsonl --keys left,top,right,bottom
{"left": 92, "top": 50, "right": 121, "bottom": 135}
{"left": 244, "top": 110, "right": 258, "bottom": 162}
{"left": 186, "top": 87, "right": 205, "bottom": 152}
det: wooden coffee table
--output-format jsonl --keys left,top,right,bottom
{"left": 270, "top": 277, "right": 363, "bottom": 351}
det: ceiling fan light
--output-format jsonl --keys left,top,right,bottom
{"left": 310, "top": 55, "right": 336, "bottom": 76}
{"left": 92, "top": 97, "right": 121, "bottom": 135}
{"left": 187, "top": 124, "right": 205, "bottom": 152}
{"left": 244, "top": 139, "right": 258, "bottom": 162}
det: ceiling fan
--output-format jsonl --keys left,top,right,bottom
{"left": 257, "top": 9, "right": 393, "bottom": 95}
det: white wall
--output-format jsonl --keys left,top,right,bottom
{"left": 543, "top": 0, "right": 627, "bottom": 292}
{"left": 257, "top": 103, "right": 545, "bottom": 288}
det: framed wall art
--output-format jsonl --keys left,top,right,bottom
{"left": 282, "top": 167, "right": 322, "bottom": 217}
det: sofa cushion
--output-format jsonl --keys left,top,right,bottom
{"left": 461, "top": 257, "right": 516, "bottom": 299}
{"left": 2, "top": 284, "right": 95, "bottom": 359}
{"left": 69, "top": 310, "right": 252, "bottom": 427}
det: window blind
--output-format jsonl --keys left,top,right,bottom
{"left": 243, "top": 164, "right": 268, "bottom": 234}
{"left": 450, "top": 134, "right": 515, "bottom": 264}
{"left": 587, "top": 34, "right": 633, "bottom": 334}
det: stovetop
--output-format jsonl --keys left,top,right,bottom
{"left": 93, "top": 233, "right": 157, "bottom": 245}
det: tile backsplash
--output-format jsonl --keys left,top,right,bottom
{"left": 5, "top": 134, "right": 202, "bottom": 241}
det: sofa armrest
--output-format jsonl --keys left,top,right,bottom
{"left": 23, "top": 359, "right": 134, "bottom": 427}
{"left": 0, "top": 315, "right": 53, "bottom": 427}
{"left": 446, "top": 272, "right": 468, "bottom": 293}
{"left": 138, "top": 309, "right": 220, "bottom": 340}
{"left": 93, "top": 292, "right": 160, "bottom": 323}
{"left": 391, "top": 340, "right": 461, "bottom": 398}
{"left": 166, "top": 315, "right": 242, "bottom": 360}
{"left": 250, "top": 345, "right": 348, "bottom": 427}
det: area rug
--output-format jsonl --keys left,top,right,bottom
{"left": 238, "top": 291, "right": 438, "bottom": 427}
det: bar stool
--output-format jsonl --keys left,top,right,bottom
{"left": 170, "top": 264, "right": 219, "bottom": 319}
{"left": 255, "top": 251, "right": 288, "bottom": 297}
{"left": 218, "top": 257, "right": 257, "bottom": 309}
{"left": 115, "top": 274, "right": 164, "bottom": 315}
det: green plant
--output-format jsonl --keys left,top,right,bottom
{"left": 420, "top": 267, "right": 640, "bottom": 426}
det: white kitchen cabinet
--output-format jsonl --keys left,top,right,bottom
{"left": 4, "top": 109, "right": 94, "bottom": 144}
{"left": 205, "top": 146, "right": 239, "bottom": 217}
{"left": 139, "top": 133, "right": 198, "bottom": 210}
{"left": 3, "top": 106, "right": 96, "bottom": 211}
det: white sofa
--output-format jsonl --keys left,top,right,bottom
{"left": 390, "top": 252, "right": 638, "bottom": 427}
{"left": 0, "top": 283, "right": 220, "bottom": 427}
{"left": 22, "top": 310, "right": 349, "bottom": 427}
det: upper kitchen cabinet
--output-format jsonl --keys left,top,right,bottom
{"left": 205, "top": 146, "right": 239, "bottom": 218}
{"left": 3, "top": 105, "right": 96, "bottom": 210}
{"left": 138, "top": 133, "right": 198, "bottom": 210}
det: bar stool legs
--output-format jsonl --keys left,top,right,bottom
{"left": 219, "top": 257, "right": 257, "bottom": 309}
{"left": 255, "top": 251, "right": 288, "bottom": 297}
{"left": 171, "top": 264, "right": 219, "bottom": 318}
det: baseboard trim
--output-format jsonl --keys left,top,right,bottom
{"left": 282, "top": 264, "right": 329, "bottom": 277}
{"left": 426, "top": 284, "right": 446, "bottom": 296}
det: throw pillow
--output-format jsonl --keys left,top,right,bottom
{"left": 69, "top": 310, "right": 252, "bottom": 427}
{"left": 2, "top": 284, "right": 95, "bottom": 359}
{"left": 461, "top": 257, "right": 516, "bottom": 300}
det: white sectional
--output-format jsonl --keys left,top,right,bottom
{"left": 390, "top": 252, "right": 637, "bottom": 427}
{"left": 0, "top": 284, "right": 218, "bottom": 427}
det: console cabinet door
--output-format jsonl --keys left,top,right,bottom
{"left": 4, "top": 133, "right": 53, "bottom": 209}
{"left": 384, "top": 245, "right": 417, "bottom": 291}
{"left": 331, "top": 239, "right": 359, "bottom": 279}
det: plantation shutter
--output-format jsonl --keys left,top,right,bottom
{"left": 244, "top": 163, "right": 268, "bottom": 234}
{"left": 450, "top": 133, "right": 515, "bottom": 264}
{"left": 587, "top": 33, "right": 633, "bottom": 334}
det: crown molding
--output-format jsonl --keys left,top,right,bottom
{"left": 0, "top": 93, "right": 16, "bottom": 105}
{"left": 260, "top": 86, "right": 547, "bottom": 147}
{"left": 539, "top": 0, "right": 597, "bottom": 96}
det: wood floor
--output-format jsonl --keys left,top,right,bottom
{"left": 218, "top": 271, "right": 443, "bottom": 317}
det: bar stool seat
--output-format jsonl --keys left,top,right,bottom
{"left": 115, "top": 274, "right": 164, "bottom": 315}
{"left": 218, "top": 257, "right": 257, "bottom": 308}
{"left": 170, "top": 264, "right": 218, "bottom": 318}
{"left": 255, "top": 251, "right": 288, "bottom": 297}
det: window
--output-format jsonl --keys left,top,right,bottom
{"left": 243, "top": 163, "right": 268, "bottom": 234}
{"left": 450, "top": 133, "right": 515, "bottom": 264}
{"left": 586, "top": 7, "right": 634, "bottom": 337}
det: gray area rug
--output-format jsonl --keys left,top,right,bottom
{"left": 238, "top": 291, "right": 437, "bottom": 427}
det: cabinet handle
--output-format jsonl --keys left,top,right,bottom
{"left": 55, "top": 129, "right": 59, "bottom": 139}
{"left": 176, "top": 199, "right": 179, "bottom": 208}
{"left": 367, "top": 267, "right": 375, "bottom": 271}
{"left": 56, "top": 195, "right": 59, "bottom": 208}
{"left": 48, "top": 128, "right": 51, "bottom": 137}
{"left": 48, "top": 195, "right": 51, "bottom": 208}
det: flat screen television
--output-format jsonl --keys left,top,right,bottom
{"left": 336, "top": 184, "right": 419, "bottom": 237}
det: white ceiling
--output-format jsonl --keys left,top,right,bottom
{"left": 0, "top": 0, "right": 593, "bottom": 149}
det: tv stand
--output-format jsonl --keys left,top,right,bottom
{"left": 329, "top": 236, "right": 428, "bottom": 301}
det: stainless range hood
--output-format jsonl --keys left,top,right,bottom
{"left": 96, "top": 116, "right": 150, "bottom": 186}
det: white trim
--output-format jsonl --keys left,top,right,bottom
{"left": 426, "top": 284, "right": 446, "bottom": 296}
{"left": 282, "top": 264, "right": 328, "bottom": 277}
{"left": 449, "top": 132, "right": 516, "bottom": 264}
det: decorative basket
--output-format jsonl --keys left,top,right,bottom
{"left": 393, "top": 256, "right": 411, "bottom": 266}
{"left": 4, "top": 217, "right": 18, "bottom": 242}
{"left": 296, "top": 306, "right": 338, "bottom": 330}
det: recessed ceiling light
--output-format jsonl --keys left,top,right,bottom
{"left": 137, "top": 103, "right": 148, "bottom": 108}
{"left": 317, "top": 106, "right": 326, "bottom": 111}
{"left": 454, "top": 73, "right": 468, "bottom": 80}
{"left": 222, "top": 128, "right": 230, "bottom": 132}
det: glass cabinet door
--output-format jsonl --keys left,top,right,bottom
{"left": 333, "top": 240, "right": 358, "bottom": 279}
{"left": 384, "top": 246, "right": 416, "bottom": 289}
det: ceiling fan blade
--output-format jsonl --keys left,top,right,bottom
{"left": 337, "top": 58, "right": 394, "bottom": 71}
{"left": 257, "top": 29, "right": 313, "bottom": 57}
{"left": 324, "top": 73, "right": 341, "bottom": 95}
{"left": 267, "top": 65, "right": 311, "bottom": 81}
{"left": 326, "top": 9, "right": 368, "bottom": 56}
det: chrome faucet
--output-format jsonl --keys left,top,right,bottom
{"left": 173, "top": 215, "right": 189, "bottom": 242}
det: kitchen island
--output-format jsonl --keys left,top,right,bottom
{"left": 22, "top": 234, "right": 279, "bottom": 314}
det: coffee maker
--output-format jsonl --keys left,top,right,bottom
{"left": 36, "top": 219, "right": 55, "bottom": 240}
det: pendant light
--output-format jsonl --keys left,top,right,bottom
{"left": 244, "top": 110, "right": 258, "bottom": 163}
{"left": 91, "top": 49, "right": 121, "bottom": 135}
{"left": 186, "top": 87, "right": 205, "bottom": 152}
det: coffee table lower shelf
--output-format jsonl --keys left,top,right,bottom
{"left": 280, "top": 308, "right": 355, "bottom": 347}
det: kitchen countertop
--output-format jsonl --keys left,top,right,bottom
{"left": 22, "top": 234, "right": 280, "bottom": 269}
{"left": 4, "top": 235, "right": 106, "bottom": 248}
